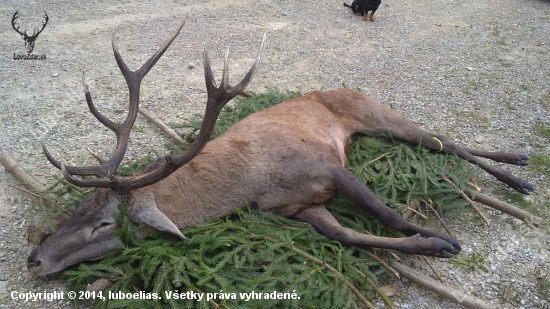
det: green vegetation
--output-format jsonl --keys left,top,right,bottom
{"left": 534, "top": 121, "right": 550, "bottom": 139}
{"left": 454, "top": 110, "right": 491, "bottom": 130}
{"left": 540, "top": 91, "right": 550, "bottom": 111}
{"left": 535, "top": 274, "right": 550, "bottom": 308}
{"left": 505, "top": 101, "right": 517, "bottom": 111}
{"left": 497, "top": 189, "right": 549, "bottom": 231}
{"left": 34, "top": 88, "right": 476, "bottom": 308}
{"left": 530, "top": 153, "right": 550, "bottom": 176}
{"left": 449, "top": 253, "right": 490, "bottom": 272}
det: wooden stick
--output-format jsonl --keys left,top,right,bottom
{"left": 0, "top": 151, "right": 71, "bottom": 245}
{"left": 421, "top": 256, "right": 445, "bottom": 283}
{"left": 404, "top": 206, "right": 428, "bottom": 220}
{"left": 138, "top": 107, "right": 187, "bottom": 146}
{"left": 421, "top": 197, "right": 456, "bottom": 240}
{"left": 86, "top": 278, "right": 115, "bottom": 293}
{"left": 0, "top": 151, "right": 55, "bottom": 207}
{"left": 356, "top": 249, "right": 400, "bottom": 278}
{"left": 391, "top": 261, "right": 498, "bottom": 309}
{"left": 465, "top": 189, "right": 542, "bottom": 228}
{"left": 441, "top": 174, "right": 490, "bottom": 226}
{"left": 1, "top": 151, "right": 47, "bottom": 191}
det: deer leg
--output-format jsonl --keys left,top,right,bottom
{"left": 463, "top": 147, "right": 529, "bottom": 166}
{"left": 296, "top": 166, "right": 461, "bottom": 257}
{"left": 382, "top": 129, "right": 533, "bottom": 194}
{"left": 293, "top": 204, "right": 459, "bottom": 258}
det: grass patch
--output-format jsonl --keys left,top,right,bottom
{"left": 519, "top": 84, "right": 532, "bottom": 92}
{"left": 455, "top": 110, "right": 491, "bottom": 130}
{"left": 535, "top": 274, "right": 550, "bottom": 308}
{"left": 539, "top": 90, "right": 550, "bottom": 111}
{"left": 497, "top": 189, "right": 549, "bottom": 231}
{"left": 534, "top": 121, "right": 550, "bottom": 139}
{"left": 530, "top": 153, "right": 550, "bottom": 176}
{"left": 449, "top": 253, "right": 490, "bottom": 272}
{"left": 34, "top": 88, "right": 476, "bottom": 308}
{"left": 505, "top": 101, "right": 517, "bottom": 111}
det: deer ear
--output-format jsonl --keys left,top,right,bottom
{"left": 128, "top": 191, "right": 189, "bottom": 240}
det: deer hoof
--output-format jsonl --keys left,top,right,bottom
{"left": 505, "top": 153, "right": 530, "bottom": 166}
{"left": 517, "top": 153, "right": 530, "bottom": 162}
{"left": 517, "top": 180, "right": 534, "bottom": 194}
{"left": 515, "top": 153, "right": 530, "bottom": 166}
{"left": 411, "top": 235, "right": 460, "bottom": 258}
{"left": 431, "top": 237, "right": 461, "bottom": 258}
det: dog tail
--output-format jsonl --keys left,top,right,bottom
{"left": 343, "top": 3, "right": 352, "bottom": 8}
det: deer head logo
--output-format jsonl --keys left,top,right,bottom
{"left": 11, "top": 11, "right": 49, "bottom": 54}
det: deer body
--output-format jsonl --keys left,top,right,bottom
{"left": 144, "top": 92, "right": 353, "bottom": 225}
{"left": 27, "top": 23, "right": 533, "bottom": 276}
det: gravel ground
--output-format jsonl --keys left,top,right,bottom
{"left": 1, "top": 0, "right": 549, "bottom": 308}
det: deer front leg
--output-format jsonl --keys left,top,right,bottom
{"left": 293, "top": 205, "right": 459, "bottom": 258}
{"left": 294, "top": 166, "right": 461, "bottom": 257}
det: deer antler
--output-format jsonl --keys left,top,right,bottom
{"left": 42, "top": 20, "right": 187, "bottom": 191}
{"left": 43, "top": 21, "right": 266, "bottom": 194}
{"left": 107, "top": 34, "right": 266, "bottom": 192}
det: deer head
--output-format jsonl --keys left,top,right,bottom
{"left": 11, "top": 11, "right": 49, "bottom": 53}
{"left": 27, "top": 21, "right": 265, "bottom": 276}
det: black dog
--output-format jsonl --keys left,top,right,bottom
{"left": 343, "top": 0, "right": 381, "bottom": 22}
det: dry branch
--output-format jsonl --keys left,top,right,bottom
{"left": 87, "top": 278, "right": 115, "bottom": 293}
{"left": 421, "top": 255, "right": 445, "bottom": 283}
{"left": 0, "top": 151, "right": 55, "bottom": 207}
{"left": 441, "top": 174, "right": 490, "bottom": 226}
{"left": 138, "top": 107, "right": 187, "bottom": 146}
{"left": 1, "top": 151, "right": 47, "bottom": 192}
{"left": 0, "top": 151, "right": 71, "bottom": 245}
{"left": 391, "top": 261, "right": 498, "bottom": 309}
{"left": 465, "top": 189, "right": 542, "bottom": 227}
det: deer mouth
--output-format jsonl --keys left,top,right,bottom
{"left": 27, "top": 258, "right": 42, "bottom": 274}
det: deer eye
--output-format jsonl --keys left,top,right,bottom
{"left": 92, "top": 222, "right": 113, "bottom": 234}
{"left": 90, "top": 222, "right": 114, "bottom": 238}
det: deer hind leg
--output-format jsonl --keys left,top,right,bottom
{"left": 463, "top": 146, "right": 529, "bottom": 166}
{"left": 379, "top": 128, "right": 533, "bottom": 194}
{"left": 292, "top": 167, "right": 460, "bottom": 257}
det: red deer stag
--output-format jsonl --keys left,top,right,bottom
{"left": 27, "top": 22, "right": 532, "bottom": 276}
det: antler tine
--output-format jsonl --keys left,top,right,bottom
{"left": 36, "top": 13, "right": 49, "bottom": 36}
{"left": 11, "top": 11, "right": 25, "bottom": 36}
{"left": 42, "top": 142, "right": 105, "bottom": 177}
{"left": 227, "top": 33, "right": 266, "bottom": 97}
{"left": 43, "top": 20, "right": 186, "bottom": 190}
{"left": 105, "top": 34, "right": 267, "bottom": 192}
{"left": 105, "top": 19, "right": 186, "bottom": 170}
{"left": 31, "top": 13, "right": 48, "bottom": 37}
{"left": 172, "top": 33, "right": 266, "bottom": 165}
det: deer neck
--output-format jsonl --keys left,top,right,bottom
{"left": 130, "top": 140, "right": 251, "bottom": 230}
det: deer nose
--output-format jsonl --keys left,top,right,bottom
{"left": 27, "top": 252, "right": 42, "bottom": 273}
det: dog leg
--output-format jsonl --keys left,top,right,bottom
{"left": 369, "top": 9, "right": 377, "bottom": 21}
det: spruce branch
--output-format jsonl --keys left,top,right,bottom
{"left": 262, "top": 235, "right": 376, "bottom": 309}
